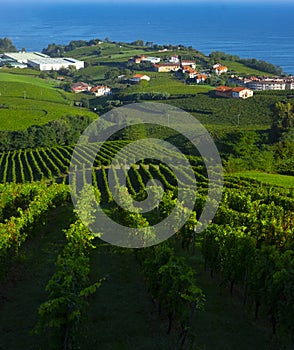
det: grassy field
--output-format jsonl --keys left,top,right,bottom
{"left": 0, "top": 72, "right": 56, "bottom": 88}
{"left": 231, "top": 171, "right": 294, "bottom": 188}
{"left": 0, "top": 81, "right": 65, "bottom": 103}
{"left": 221, "top": 60, "right": 272, "bottom": 76}
{"left": 0, "top": 72, "right": 98, "bottom": 131}
{"left": 0, "top": 96, "right": 96, "bottom": 130}
{"left": 123, "top": 73, "right": 214, "bottom": 95}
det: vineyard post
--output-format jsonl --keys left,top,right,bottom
{"left": 192, "top": 224, "right": 197, "bottom": 255}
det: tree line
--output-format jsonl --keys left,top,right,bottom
{"left": 0, "top": 115, "right": 92, "bottom": 151}
{"left": 209, "top": 51, "right": 283, "bottom": 75}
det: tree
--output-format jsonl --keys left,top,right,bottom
{"left": 104, "top": 68, "right": 120, "bottom": 80}
{"left": 0, "top": 37, "right": 17, "bottom": 53}
{"left": 273, "top": 101, "right": 294, "bottom": 132}
{"left": 131, "top": 39, "right": 144, "bottom": 46}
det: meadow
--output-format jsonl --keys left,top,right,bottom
{"left": 231, "top": 171, "right": 294, "bottom": 188}
{"left": 0, "top": 72, "right": 97, "bottom": 131}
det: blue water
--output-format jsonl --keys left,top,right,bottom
{"left": 0, "top": 2, "right": 294, "bottom": 74}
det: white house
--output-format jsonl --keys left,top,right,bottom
{"left": 195, "top": 74, "right": 207, "bottom": 83}
{"left": 213, "top": 64, "right": 228, "bottom": 75}
{"left": 71, "top": 82, "right": 91, "bottom": 93}
{"left": 181, "top": 60, "right": 196, "bottom": 69}
{"left": 247, "top": 80, "right": 286, "bottom": 91}
{"left": 129, "top": 74, "right": 151, "bottom": 82}
{"left": 141, "top": 56, "right": 161, "bottom": 64}
{"left": 90, "top": 85, "right": 111, "bottom": 97}
{"left": 169, "top": 55, "right": 180, "bottom": 63}
{"left": 231, "top": 87, "right": 254, "bottom": 99}
{"left": 154, "top": 62, "right": 181, "bottom": 72}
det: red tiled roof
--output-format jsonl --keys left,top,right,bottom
{"left": 154, "top": 62, "right": 180, "bottom": 67}
{"left": 215, "top": 86, "right": 232, "bottom": 92}
{"left": 90, "top": 85, "right": 108, "bottom": 92}
{"left": 133, "top": 74, "right": 145, "bottom": 78}
{"left": 215, "top": 65, "right": 228, "bottom": 71}
{"left": 183, "top": 66, "right": 197, "bottom": 73}
{"left": 232, "top": 87, "right": 249, "bottom": 92}
{"left": 72, "top": 82, "right": 88, "bottom": 88}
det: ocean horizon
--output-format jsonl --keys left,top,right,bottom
{"left": 0, "top": 2, "right": 294, "bottom": 74}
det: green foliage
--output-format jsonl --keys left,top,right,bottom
{"left": 199, "top": 183, "right": 294, "bottom": 342}
{"left": 0, "top": 115, "right": 93, "bottom": 151}
{"left": 0, "top": 37, "right": 17, "bottom": 53}
{"left": 0, "top": 183, "right": 70, "bottom": 271}
{"left": 35, "top": 185, "right": 103, "bottom": 349}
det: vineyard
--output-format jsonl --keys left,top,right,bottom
{"left": 0, "top": 150, "right": 293, "bottom": 349}
{"left": 0, "top": 141, "right": 208, "bottom": 186}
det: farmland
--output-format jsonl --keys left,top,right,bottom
{"left": 0, "top": 73, "right": 97, "bottom": 130}
{"left": 0, "top": 38, "right": 293, "bottom": 350}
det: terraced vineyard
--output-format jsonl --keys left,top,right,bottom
{"left": 0, "top": 141, "right": 208, "bottom": 188}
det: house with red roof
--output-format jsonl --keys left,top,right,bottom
{"left": 71, "top": 82, "right": 91, "bottom": 93}
{"left": 231, "top": 87, "right": 254, "bottom": 99}
{"left": 129, "top": 74, "right": 151, "bottom": 82}
{"left": 181, "top": 59, "right": 196, "bottom": 69}
{"left": 154, "top": 62, "right": 181, "bottom": 72}
{"left": 128, "top": 55, "right": 146, "bottom": 64}
{"left": 212, "top": 64, "right": 228, "bottom": 75}
{"left": 195, "top": 74, "right": 207, "bottom": 83}
{"left": 214, "top": 86, "right": 253, "bottom": 99}
{"left": 181, "top": 65, "right": 198, "bottom": 78}
{"left": 90, "top": 85, "right": 111, "bottom": 97}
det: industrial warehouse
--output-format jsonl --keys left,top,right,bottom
{"left": 0, "top": 51, "right": 84, "bottom": 71}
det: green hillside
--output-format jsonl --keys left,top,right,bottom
{"left": 0, "top": 72, "right": 97, "bottom": 131}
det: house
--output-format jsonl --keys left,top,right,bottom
{"left": 154, "top": 62, "right": 181, "bottom": 72}
{"left": 214, "top": 86, "right": 233, "bottom": 98}
{"left": 228, "top": 74, "right": 294, "bottom": 91}
{"left": 129, "top": 74, "right": 151, "bottom": 82}
{"left": 128, "top": 55, "right": 146, "bottom": 64}
{"left": 141, "top": 56, "right": 160, "bottom": 64}
{"left": 213, "top": 64, "right": 228, "bottom": 75}
{"left": 181, "top": 66, "right": 198, "bottom": 79}
{"left": 90, "top": 85, "right": 111, "bottom": 97}
{"left": 231, "top": 87, "right": 254, "bottom": 99}
{"left": 195, "top": 74, "right": 207, "bottom": 83}
{"left": 181, "top": 60, "right": 196, "bottom": 69}
{"left": 169, "top": 55, "right": 180, "bottom": 63}
{"left": 214, "top": 86, "right": 253, "bottom": 99}
{"left": 71, "top": 82, "right": 91, "bottom": 93}
{"left": 212, "top": 63, "right": 221, "bottom": 69}
{"left": 247, "top": 79, "right": 286, "bottom": 91}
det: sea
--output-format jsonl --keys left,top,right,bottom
{"left": 0, "top": 2, "right": 294, "bottom": 74}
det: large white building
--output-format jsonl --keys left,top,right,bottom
{"left": 4, "top": 51, "right": 49, "bottom": 63}
{"left": 27, "top": 57, "right": 84, "bottom": 71}
{"left": 4, "top": 52, "right": 84, "bottom": 71}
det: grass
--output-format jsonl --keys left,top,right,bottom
{"left": 0, "top": 72, "right": 98, "bottom": 131}
{"left": 221, "top": 60, "right": 272, "bottom": 76}
{"left": 0, "top": 72, "right": 56, "bottom": 88}
{"left": 123, "top": 73, "right": 214, "bottom": 95}
{"left": 0, "top": 97, "right": 97, "bottom": 130}
{"left": 231, "top": 171, "right": 294, "bottom": 188}
{"left": 0, "top": 81, "right": 66, "bottom": 103}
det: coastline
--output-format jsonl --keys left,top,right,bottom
{"left": 0, "top": 2, "right": 293, "bottom": 75}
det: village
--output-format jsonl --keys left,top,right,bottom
{"left": 1, "top": 49, "right": 294, "bottom": 101}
